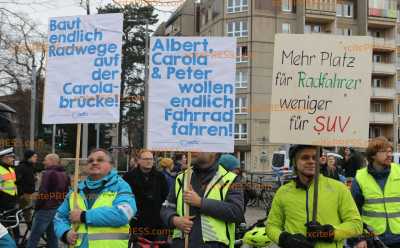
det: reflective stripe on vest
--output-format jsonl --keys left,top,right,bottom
{"left": 355, "top": 164, "right": 400, "bottom": 235}
{"left": 68, "top": 190, "right": 130, "bottom": 248}
{"left": 173, "top": 165, "right": 237, "bottom": 248}
{"left": 0, "top": 166, "right": 17, "bottom": 196}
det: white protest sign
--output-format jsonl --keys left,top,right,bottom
{"left": 270, "top": 34, "right": 372, "bottom": 147}
{"left": 43, "top": 13, "right": 123, "bottom": 124}
{"left": 147, "top": 37, "right": 236, "bottom": 152}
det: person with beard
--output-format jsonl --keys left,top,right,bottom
{"left": 265, "top": 145, "right": 362, "bottom": 248}
{"left": 15, "top": 149, "right": 38, "bottom": 224}
{"left": 351, "top": 137, "right": 400, "bottom": 248}
{"left": 160, "top": 152, "right": 244, "bottom": 248}
{"left": 123, "top": 149, "right": 169, "bottom": 243}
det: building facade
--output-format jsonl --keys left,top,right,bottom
{"left": 157, "top": 0, "right": 399, "bottom": 171}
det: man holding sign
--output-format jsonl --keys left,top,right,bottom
{"left": 54, "top": 149, "right": 136, "bottom": 247}
{"left": 265, "top": 145, "right": 363, "bottom": 248}
{"left": 160, "top": 152, "right": 244, "bottom": 248}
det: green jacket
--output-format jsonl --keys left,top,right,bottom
{"left": 265, "top": 175, "right": 363, "bottom": 248}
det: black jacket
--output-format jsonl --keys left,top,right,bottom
{"left": 15, "top": 161, "right": 36, "bottom": 195}
{"left": 123, "top": 167, "right": 169, "bottom": 232}
{"left": 338, "top": 155, "right": 363, "bottom": 178}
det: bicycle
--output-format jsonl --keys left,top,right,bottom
{"left": 0, "top": 206, "right": 47, "bottom": 248}
{"left": 246, "top": 169, "right": 294, "bottom": 213}
{"left": 129, "top": 232, "right": 170, "bottom": 248}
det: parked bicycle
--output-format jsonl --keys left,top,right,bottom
{"left": 0, "top": 206, "right": 47, "bottom": 248}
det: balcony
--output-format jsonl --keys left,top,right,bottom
{"left": 305, "top": 0, "right": 336, "bottom": 22}
{"left": 372, "top": 37, "right": 396, "bottom": 51}
{"left": 373, "top": 62, "right": 396, "bottom": 75}
{"left": 370, "top": 112, "right": 394, "bottom": 124}
{"left": 371, "top": 87, "right": 396, "bottom": 99}
{"left": 369, "top": 7, "right": 397, "bottom": 28}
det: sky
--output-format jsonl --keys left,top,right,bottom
{"left": 5, "top": 0, "right": 182, "bottom": 32}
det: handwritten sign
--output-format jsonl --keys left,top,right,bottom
{"left": 269, "top": 34, "right": 372, "bottom": 147}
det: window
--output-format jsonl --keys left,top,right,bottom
{"left": 235, "top": 123, "right": 248, "bottom": 140}
{"left": 236, "top": 70, "right": 248, "bottom": 88}
{"left": 282, "top": 23, "right": 291, "bottom": 33}
{"left": 369, "top": 0, "right": 397, "bottom": 18}
{"left": 236, "top": 46, "right": 248, "bottom": 63}
{"left": 372, "top": 78, "right": 382, "bottom": 88}
{"left": 343, "top": 2, "right": 354, "bottom": 17}
{"left": 373, "top": 54, "right": 382, "bottom": 63}
{"left": 282, "top": 0, "right": 293, "bottom": 12}
{"left": 398, "top": 103, "right": 400, "bottom": 115}
{"left": 227, "top": 21, "right": 248, "bottom": 37}
{"left": 337, "top": 27, "right": 352, "bottom": 36}
{"left": 305, "top": 24, "right": 321, "bottom": 33}
{"left": 370, "top": 126, "right": 382, "bottom": 138}
{"left": 235, "top": 96, "right": 248, "bottom": 114}
{"left": 201, "top": 8, "right": 208, "bottom": 25}
{"left": 369, "top": 30, "right": 382, "bottom": 38}
{"left": 227, "top": 0, "right": 248, "bottom": 13}
{"left": 337, "top": 2, "right": 354, "bottom": 17}
{"left": 337, "top": 3, "right": 343, "bottom": 16}
{"left": 372, "top": 102, "right": 383, "bottom": 112}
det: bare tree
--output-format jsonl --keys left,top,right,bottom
{"left": 0, "top": 9, "right": 46, "bottom": 92}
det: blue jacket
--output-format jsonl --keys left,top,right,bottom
{"left": 54, "top": 169, "right": 137, "bottom": 248}
{"left": 162, "top": 169, "right": 174, "bottom": 192}
{"left": 351, "top": 163, "right": 400, "bottom": 245}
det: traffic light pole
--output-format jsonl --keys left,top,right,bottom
{"left": 52, "top": 124, "right": 56, "bottom": 153}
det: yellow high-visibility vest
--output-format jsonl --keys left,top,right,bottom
{"left": 172, "top": 165, "right": 237, "bottom": 248}
{"left": 0, "top": 165, "right": 17, "bottom": 196}
{"left": 355, "top": 164, "right": 400, "bottom": 235}
{"left": 68, "top": 191, "right": 130, "bottom": 247}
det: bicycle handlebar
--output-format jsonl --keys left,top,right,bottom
{"left": 0, "top": 205, "right": 33, "bottom": 230}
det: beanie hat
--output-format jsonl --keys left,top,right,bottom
{"left": 23, "top": 149, "right": 37, "bottom": 162}
{"left": 219, "top": 154, "right": 240, "bottom": 171}
{"left": 160, "top": 158, "right": 174, "bottom": 170}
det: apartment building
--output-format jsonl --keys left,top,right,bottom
{"left": 157, "top": 0, "right": 399, "bottom": 171}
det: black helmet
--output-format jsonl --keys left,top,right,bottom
{"left": 289, "top": 145, "right": 319, "bottom": 163}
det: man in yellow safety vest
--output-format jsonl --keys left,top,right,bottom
{"left": 160, "top": 152, "right": 244, "bottom": 248}
{"left": 0, "top": 147, "right": 17, "bottom": 212}
{"left": 351, "top": 136, "right": 400, "bottom": 248}
{"left": 54, "top": 148, "right": 137, "bottom": 248}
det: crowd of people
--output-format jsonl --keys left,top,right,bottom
{"left": 0, "top": 136, "right": 398, "bottom": 247}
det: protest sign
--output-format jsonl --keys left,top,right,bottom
{"left": 147, "top": 37, "right": 236, "bottom": 152}
{"left": 43, "top": 13, "right": 123, "bottom": 124}
{"left": 269, "top": 34, "right": 372, "bottom": 147}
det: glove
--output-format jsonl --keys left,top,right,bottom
{"left": 306, "top": 222, "right": 335, "bottom": 243}
{"left": 279, "top": 232, "right": 315, "bottom": 248}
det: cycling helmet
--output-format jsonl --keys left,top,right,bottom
{"left": 243, "top": 226, "right": 272, "bottom": 247}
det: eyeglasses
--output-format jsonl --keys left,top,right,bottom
{"left": 87, "top": 158, "right": 108, "bottom": 164}
{"left": 378, "top": 150, "right": 392, "bottom": 154}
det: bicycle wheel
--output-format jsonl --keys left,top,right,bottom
{"left": 260, "top": 190, "right": 274, "bottom": 214}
